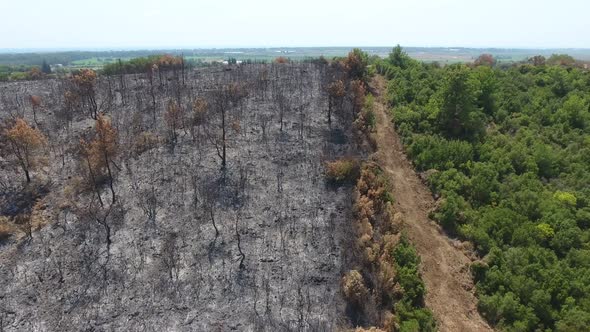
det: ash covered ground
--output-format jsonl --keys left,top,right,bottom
{"left": 0, "top": 63, "right": 358, "bottom": 331}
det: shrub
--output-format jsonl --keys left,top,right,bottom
{"left": 408, "top": 134, "right": 473, "bottom": 171}
{"left": 350, "top": 80, "right": 367, "bottom": 114}
{"left": 191, "top": 97, "right": 208, "bottom": 126}
{"left": 325, "top": 159, "right": 359, "bottom": 184}
{"left": 394, "top": 300, "right": 437, "bottom": 332}
{"left": 274, "top": 56, "right": 289, "bottom": 64}
{"left": 361, "top": 94, "right": 377, "bottom": 130}
{"left": 354, "top": 328, "right": 386, "bottom": 332}
{"left": 393, "top": 236, "right": 426, "bottom": 306}
{"left": 342, "top": 270, "right": 369, "bottom": 305}
{"left": 134, "top": 131, "right": 159, "bottom": 156}
{"left": 435, "top": 192, "right": 469, "bottom": 233}
{"left": 344, "top": 48, "right": 369, "bottom": 82}
{"left": 0, "top": 216, "right": 16, "bottom": 241}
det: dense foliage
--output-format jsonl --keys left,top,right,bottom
{"left": 393, "top": 235, "right": 437, "bottom": 332}
{"left": 378, "top": 46, "right": 590, "bottom": 331}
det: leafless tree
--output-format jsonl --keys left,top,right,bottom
{"left": 234, "top": 212, "right": 245, "bottom": 269}
{"left": 138, "top": 186, "right": 159, "bottom": 223}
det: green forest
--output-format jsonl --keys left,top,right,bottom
{"left": 376, "top": 47, "right": 590, "bottom": 331}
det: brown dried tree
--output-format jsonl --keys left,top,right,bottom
{"left": 164, "top": 100, "right": 183, "bottom": 146}
{"left": 474, "top": 53, "right": 496, "bottom": 66}
{"left": 72, "top": 69, "right": 99, "bottom": 119}
{"left": 29, "top": 95, "right": 42, "bottom": 125}
{"left": 80, "top": 114, "right": 119, "bottom": 205}
{"left": 4, "top": 118, "right": 46, "bottom": 183}
{"left": 327, "top": 80, "right": 345, "bottom": 124}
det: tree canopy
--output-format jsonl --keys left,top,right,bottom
{"left": 378, "top": 47, "right": 590, "bottom": 331}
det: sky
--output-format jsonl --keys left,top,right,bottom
{"left": 1, "top": 0, "right": 589, "bottom": 49}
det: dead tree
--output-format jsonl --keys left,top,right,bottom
{"left": 148, "top": 64, "right": 158, "bottom": 122}
{"left": 208, "top": 83, "right": 247, "bottom": 169}
{"left": 79, "top": 138, "right": 104, "bottom": 207}
{"left": 327, "top": 80, "right": 345, "bottom": 125}
{"left": 94, "top": 206, "right": 113, "bottom": 258}
{"left": 79, "top": 115, "right": 119, "bottom": 205}
{"left": 60, "top": 90, "right": 79, "bottom": 129}
{"left": 4, "top": 118, "right": 47, "bottom": 183}
{"left": 161, "top": 232, "right": 180, "bottom": 283}
{"left": 257, "top": 114, "right": 271, "bottom": 142}
{"left": 71, "top": 69, "right": 99, "bottom": 119}
{"left": 235, "top": 212, "right": 245, "bottom": 269}
{"left": 209, "top": 88, "right": 228, "bottom": 169}
{"left": 189, "top": 97, "right": 208, "bottom": 142}
{"left": 95, "top": 115, "right": 118, "bottom": 204}
{"left": 273, "top": 89, "right": 289, "bottom": 132}
{"left": 164, "top": 100, "right": 183, "bottom": 147}
{"left": 29, "top": 95, "right": 42, "bottom": 126}
{"left": 138, "top": 186, "right": 159, "bottom": 223}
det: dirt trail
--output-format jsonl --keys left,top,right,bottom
{"left": 370, "top": 76, "right": 493, "bottom": 332}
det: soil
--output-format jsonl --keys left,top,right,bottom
{"left": 369, "top": 76, "right": 493, "bottom": 332}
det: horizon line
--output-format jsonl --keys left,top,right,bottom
{"left": 2, "top": 45, "right": 590, "bottom": 54}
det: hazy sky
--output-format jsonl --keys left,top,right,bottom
{"left": 2, "top": 0, "right": 589, "bottom": 49}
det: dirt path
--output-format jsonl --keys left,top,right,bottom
{"left": 370, "top": 76, "right": 493, "bottom": 332}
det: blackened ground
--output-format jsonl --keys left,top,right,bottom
{"left": 0, "top": 64, "right": 358, "bottom": 331}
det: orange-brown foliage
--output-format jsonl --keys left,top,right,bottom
{"left": 165, "top": 101, "right": 183, "bottom": 131}
{"left": 474, "top": 53, "right": 496, "bottom": 66}
{"left": 133, "top": 131, "right": 159, "bottom": 155}
{"left": 350, "top": 80, "right": 366, "bottom": 113}
{"left": 342, "top": 270, "right": 369, "bottom": 305}
{"left": 4, "top": 118, "right": 47, "bottom": 182}
{"left": 327, "top": 80, "right": 346, "bottom": 99}
{"left": 30, "top": 95, "right": 42, "bottom": 108}
{"left": 274, "top": 56, "right": 290, "bottom": 64}
{"left": 72, "top": 69, "right": 97, "bottom": 92}
{"left": 0, "top": 216, "right": 16, "bottom": 239}
{"left": 325, "top": 158, "right": 359, "bottom": 183}
{"left": 191, "top": 98, "right": 208, "bottom": 126}
{"left": 157, "top": 54, "right": 183, "bottom": 68}
{"left": 81, "top": 114, "right": 118, "bottom": 174}
{"left": 28, "top": 67, "right": 43, "bottom": 80}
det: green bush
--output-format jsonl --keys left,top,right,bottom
{"left": 392, "top": 235, "right": 436, "bottom": 331}
{"left": 408, "top": 134, "right": 473, "bottom": 171}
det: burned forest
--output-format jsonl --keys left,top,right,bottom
{"left": 0, "top": 60, "right": 364, "bottom": 331}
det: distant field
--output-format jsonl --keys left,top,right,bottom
{"left": 2, "top": 46, "right": 590, "bottom": 68}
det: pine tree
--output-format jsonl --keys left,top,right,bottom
{"left": 41, "top": 60, "right": 51, "bottom": 74}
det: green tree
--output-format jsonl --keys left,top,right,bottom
{"left": 438, "top": 65, "right": 486, "bottom": 139}
{"left": 554, "top": 95, "right": 589, "bottom": 129}
{"left": 41, "top": 60, "right": 51, "bottom": 74}
{"left": 472, "top": 65, "right": 497, "bottom": 115}
{"left": 389, "top": 44, "right": 413, "bottom": 69}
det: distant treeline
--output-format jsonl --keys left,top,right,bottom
{"left": 0, "top": 50, "right": 180, "bottom": 66}
{"left": 101, "top": 54, "right": 332, "bottom": 76}
{"left": 101, "top": 55, "right": 184, "bottom": 75}
{"left": 0, "top": 60, "right": 52, "bottom": 81}
{"left": 0, "top": 48, "right": 341, "bottom": 66}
